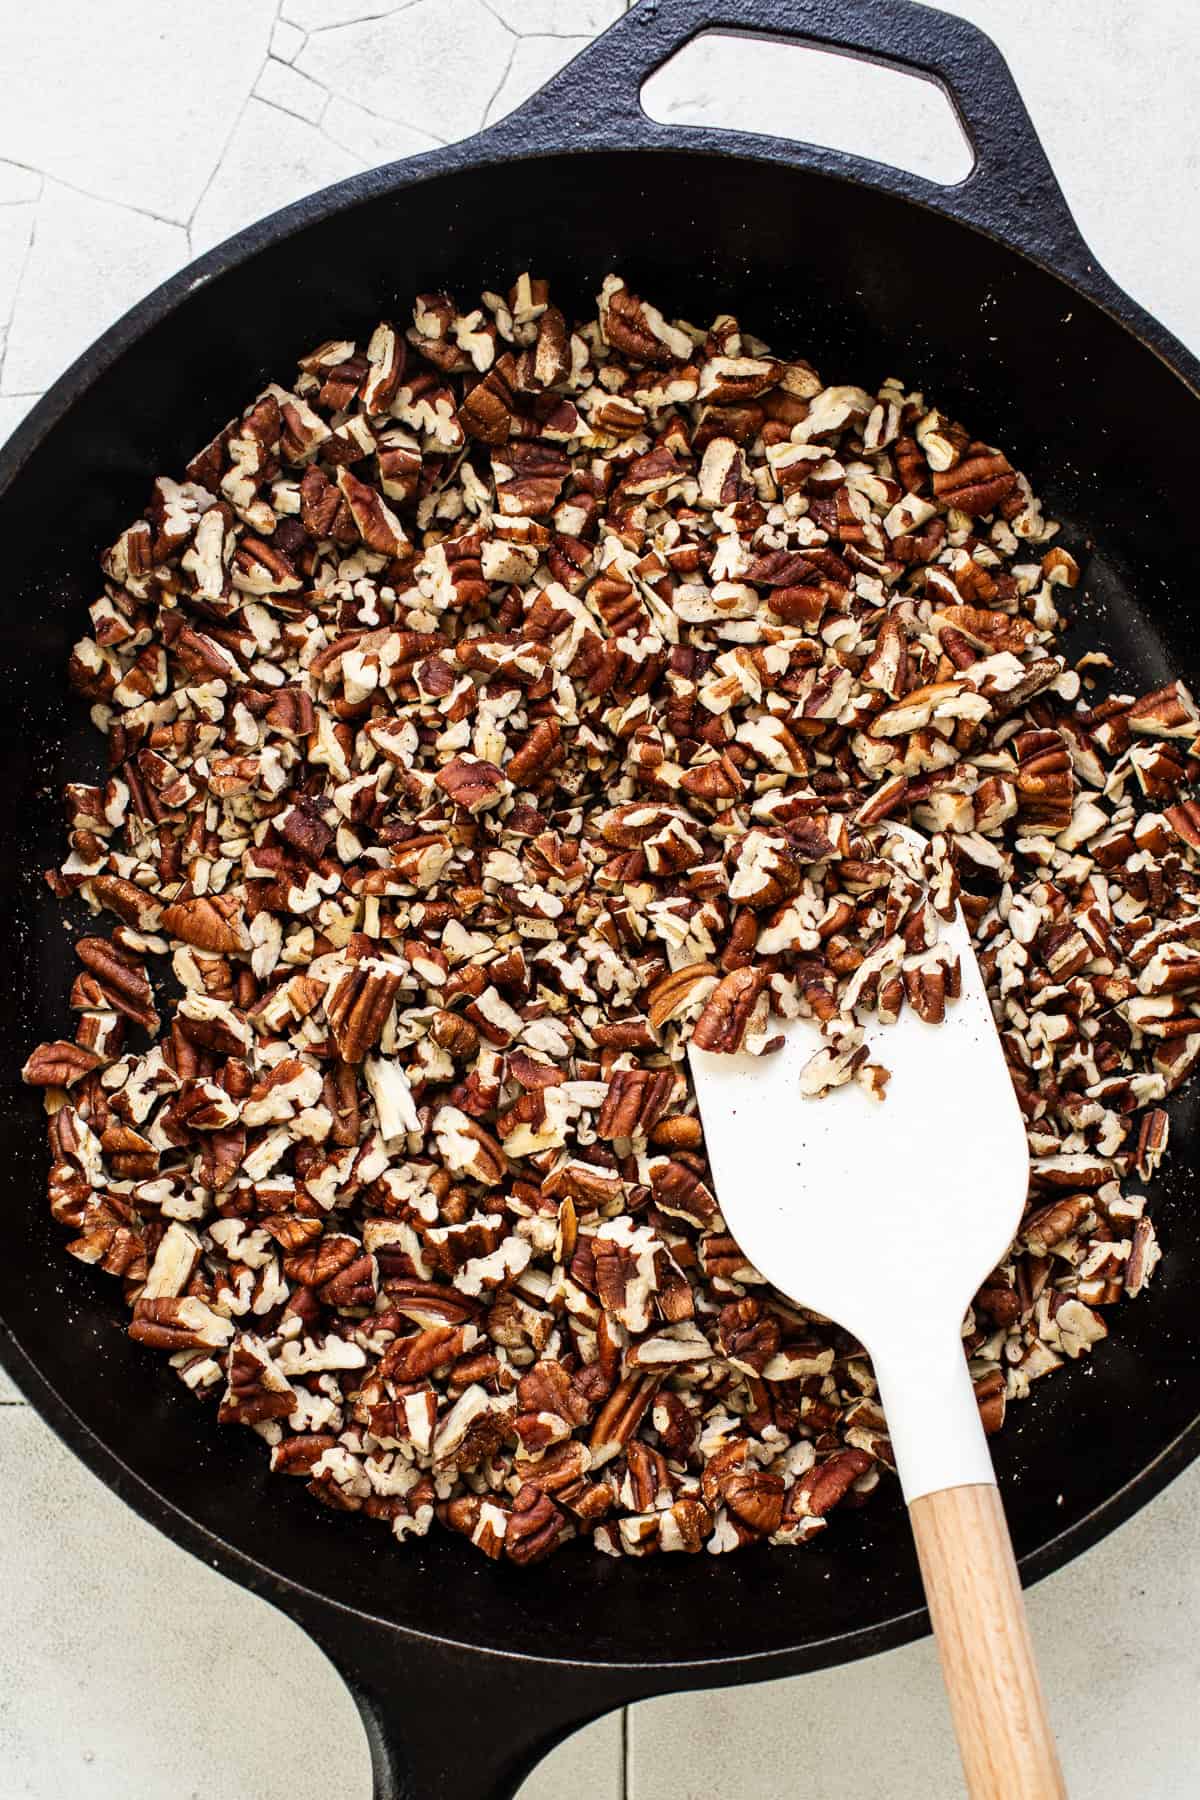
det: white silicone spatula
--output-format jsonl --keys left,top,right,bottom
{"left": 689, "top": 826, "right": 1066, "bottom": 1800}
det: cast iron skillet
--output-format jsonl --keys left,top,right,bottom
{"left": 2, "top": 2, "right": 1199, "bottom": 1793}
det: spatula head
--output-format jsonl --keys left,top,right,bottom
{"left": 688, "top": 830, "right": 1028, "bottom": 1361}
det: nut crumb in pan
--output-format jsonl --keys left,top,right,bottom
{"left": 23, "top": 270, "right": 1193, "bottom": 1563}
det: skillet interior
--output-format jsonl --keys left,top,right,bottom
{"left": 1, "top": 145, "right": 1197, "bottom": 1672}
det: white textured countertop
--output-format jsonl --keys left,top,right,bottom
{"left": 2, "top": 3, "right": 1198, "bottom": 1794}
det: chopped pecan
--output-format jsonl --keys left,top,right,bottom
{"left": 459, "top": 356, "right": 515, "bottom": 445}
{"left": 692, "top": 966, "right": 768, "bottom": 1052}
{"left": 160, "top": 894, "right": 250, "bottom": 954}
{"left": 25, "top": 265, "right": 1193, "bottom": 1573}
{"left": 595, "top": 1066, "right": 675, "bottom": 1140}
{"left": 931, "top": 444, "right": 1017, "bottom": 516}
{"left": 589, "top": 1373, "right": 660, "bottom": 1467}
{"left": 336, "top": 467, "right": 409, "bottom": 556}
{"left": 325, "top": 957, "right": 405, "bottom": 1063}
{"left": 429, "top": 1009, "right": 480, "bottom": 1061}
{"left": 23, "top": 1040, "right": 104, "bottom": 1087}
{"left": 789, "top": 1449, "right": 874, "bottom": 1516}
{"left": 435, "top": 755, "right": 506, "bottom": 813}
{"left": 505, "top": 1483, "right": 573, "bottom": 1564}
{"left": 1014, "top": 728, "right": 1074, "bottom": 830}
{"left": 73, "top": 936, "right": 159, "bottom": 1032}
{"left": 380, "top": 1324, "right": 479, "bottom": 1383}
{"left": 129, "top": 1296, "right": 233, "bottom": 1352}
{"left": 218, "top": 1340, "right": 296, "bottom": 1426}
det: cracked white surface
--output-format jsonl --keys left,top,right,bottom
{"left": 0, "top": 394, "right": 35, "bottom": 444}
{"left": 321, "top": 95, "right": 442, "bottom": 166}
{"left": 295, "top": 0, "right": 514, "bottom": 138}
{"left": 281, "top": 0, "right": 404, "bottom": 29}
{"left": 4, "top": 181, "right": 188, "bottom": 395}
{"left": 0, "top": 160, "right": 42, "bottom": 206}
{"left": 255, "top": 55, "right": 332, "bottom": 125}
{"left": 0, "top": 205, "right": 35, "bottom": 329}
{"left": 190, "top": 99, "right": 360, "bottom": 256}
{"left": 486, "top": 0, "right": 625, "bottom": 31}
{"left": 0, "top": 0, "right": 275, "bottom": 222}
{"left": 1, "top": 2, "right": 1198, "bottom": 1796}
{"left": 270, "top": 16, "right": 308, "bottom": 63}
{"left": 484, "top": 34, "right": 595, "bottom": 127}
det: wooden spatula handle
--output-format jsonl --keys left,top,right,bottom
{"left": 909, "top": 1484, "right": 1066, "bottom": 1799}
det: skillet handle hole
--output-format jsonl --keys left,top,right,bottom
{"left": 640, "top": 30, "right": 974, "bottom": 186}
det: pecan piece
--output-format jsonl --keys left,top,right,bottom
{"left": 325, "top": 957, "right": 405, "bottom": 1063}
{"left": 505, "top": 1483, "right": 573, "bottom": 1564}
{"left": 691, "top": 966, "right": 768, "bottom": 1053}
{"left": 336, "top": 467, "right": 409, "bottom": 557}
{"left": 931, "top": 444, "right": 1017, "bottom": 516}
{"left": 73, "top": 937, "right": 158, "bottom": 1033}
{"left": 458, "top": 356, "right": 516, "bottom": 445}
{"left": 589, "top": 1372, "right": 660, "bottom": 1467}
{"left": 218, "top": 1341, "right": 296, "bottom": 1426}
{"left": 1014, "top": 728, "right": 1074, "bottom": 830}
{"left": 129, "top": 1296, "right": 233, "bottom": 1351}
{"left": 160, "top": 895, "right": 251, "bottom": 954}
{"left": 434, "top": 755, "right": 506, "bottom": 813}
{"left": 22, "top": 1040, "right": 104, "bottom": 1087}
{"left": 595, "top": 1066, "right": 676, "bottom": 1139}
{"left": 1128, "top": 680, "right": 1200, "bottom": 739}
{"left": 789, "top": 1448, "right": 873, "bottom": 1516}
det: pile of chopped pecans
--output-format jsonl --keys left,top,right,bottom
{"left": 23, "top": 271, "right": 1194, "bottom": 1563}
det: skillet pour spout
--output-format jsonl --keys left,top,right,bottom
{"left": 2, "top": 2, "right": 1200, "bottom": 1795}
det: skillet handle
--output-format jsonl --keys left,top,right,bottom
{"left": 501, "top": 0, "right": 1092, "bottom": 276}
{"left": 296, "top": 1605, "right": 639, "bottom": 1800}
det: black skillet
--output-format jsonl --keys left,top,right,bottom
{"left": 1, "top": 2, "right": 1199, "bottom": 1794}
